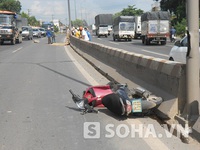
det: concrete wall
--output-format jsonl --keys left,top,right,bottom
{"left": 70, "top": 35, "right": 187, "bottom": 120}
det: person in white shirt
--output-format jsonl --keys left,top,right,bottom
{"left": 81, "top": 28, "right": 89, "bottom": 41}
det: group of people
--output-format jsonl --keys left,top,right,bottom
{"left": 46, "top": 27, "right": 56, "bottom": 44}
{"left": 72, "top": 26, "right": 91, "bottom": 41}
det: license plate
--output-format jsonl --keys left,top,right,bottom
{"left": 131, "top": 99, "right": 142, "bottom": 113}
{"left": 156, "top": 37, "right": 160, "bottom": 40}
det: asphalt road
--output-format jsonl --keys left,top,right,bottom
{"left": 0, "top": 35, "right": 199, "bottom": 150}
{"left": 90, "top": 32, "right": 175, "bottom": 60}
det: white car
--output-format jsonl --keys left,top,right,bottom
{"left": 169, "top": 35, "right": 188, "bottom": 63}
{"left": 169, "top": 31, "right": 200, "bottom": 63}
{"left": 33, "top": 28, "right": 42, "bottom": 38}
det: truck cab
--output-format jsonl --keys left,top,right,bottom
{"left": 96, "top": 24, "right": 108, "bottom": 38}
{"left": 0, "top": 11, "right": 22, "bottom": 45}
{"left": 113, "top": 16, "right": 135, "bottom": 41}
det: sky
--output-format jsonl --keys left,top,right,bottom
{"left": 18, "top": 0, "right": 157, "bottom": 25}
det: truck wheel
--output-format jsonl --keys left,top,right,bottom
{"left": 11, "top": 38, "right": 16, "bottom": 45}
{"left": 169, "top": 57, "right": 174, "bottom": 61}
{"left": 161, "top": 41, "right": 166, "bottom": 45}
{"left": 113, "top": 35, "right": 115, "bottom": 41}
{"left": 134, "top": 35, "right": 137, "bottom": 39}
{"left": 144, "top": 38, "right": 150, "bottom": 45}
{"left": 117, "top": 36, "right": 121, "bottom": 41}
{"left": 142, "top": 37, "right": 145, "bottom": 44}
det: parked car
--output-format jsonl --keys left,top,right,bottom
{"left": 169, "top": 30, "right": 200, "bottom": 63}
{"left": 22, "top": 26, "right": 33, "bottom": 40}
{"left": 39, "top": 28, "right": 46, "bottom": 37}
{"left": 32, "top": 28, "right": 42, "bottom": 38}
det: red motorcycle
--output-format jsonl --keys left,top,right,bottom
{"left": 69, "top": 82, "right": 162, "bottom": 116}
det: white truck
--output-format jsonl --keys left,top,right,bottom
{"left": 141, "top": 11, "right": 170, "bottom": 45}
{"left": 95, "top": 14, "right": 113, "bottom": 38}
{"left": 133, "top": 16, "right": 142, "bottom": 39}
{"left": 92, "top": 24, "right": 96, "bottom": 33}
{"left": 112, "top": 16, "right": 135, "bottom": 41}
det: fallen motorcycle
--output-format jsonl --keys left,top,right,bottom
{"left": 69, "top": 82, "right": 163, "bottom": 116}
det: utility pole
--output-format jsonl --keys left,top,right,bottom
{"left": 74, "top": 0, "right": 77, "bottom": 20}
{"left": 185, "top": 0, "right": 199, "bottom": 125}
{"left": 67, "top": 0, "right": 71, "bottom": 29}
{"left": 27, "top": 9, "right": 30, "bottom": 16}
{"left": 52, "top": 14, "right": 54, "bottom": 22}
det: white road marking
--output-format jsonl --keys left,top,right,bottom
{"left": 109, "top": 41, "right": 119, "bottom": 45}
{"left": 64, "top": 46, "right": 99, "bottom": 85}
{"left": 127, "top": 119, "right": 170, "bottom": 150}
{"left": 142, "top": 49, "right": 168, "bottom": 57}
{"left": 12, "top": 47, "right": 23, "bottom": 53}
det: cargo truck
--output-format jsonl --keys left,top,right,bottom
{"left": 133, "top": 16, "right": 142, "bottom": 39}
{"left": 112, "top": 16, "right": 135, "bottom": 41}
{"left": 0, "top": 10, "right": 22, "bottom": 45}
{"left": 141, "top": 11, "right": 170, "bottom": 45}
{"left": 95, "top": 14, "right": 113, "bottom": 37}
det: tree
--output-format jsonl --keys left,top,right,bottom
{"left": 160, "top": 0, "right": 186, "bottom": 24}
{"left": 21, "top": 11, "right": 40, "bottom": 26}
{"left": 71, "top": 19, "right": 84, "bottom": 28}
{"left": 21, "top": 12, "right": 29, "bottom": 18}
{"left": 114, "top": 5, "right": 144, "bottom": 18}
{"left": 175, "top": 18, "right": 187, "bottom": 37}
{"left": 0, "top": 0, "right": 21, "bottom": 14}
{"left": 160, "top": 0, "right": 200, "bottom": 36}
{"left": 53, "top": 25, "right": 59, "bottom": 33}
{"left": 28, "top": 16, "right": 40, "bottom": 26}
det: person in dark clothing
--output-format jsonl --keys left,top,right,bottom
{"left": 51, "top": 27, "right": 56, "bottom": 43}
{"left": 170, "top": 26, "right": 176, "bottom": 42}
{"left": 46, "top": 28, "right": 52, "bottom": 44}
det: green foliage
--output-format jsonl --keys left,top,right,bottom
{"left": 160, "top": 0, "right": 200, "bottom": 36}
{"left": 121, "top": 5, "right": 144, "bottom": 16}
{"left": 71, "top": 19, "right": 84, "bottom": 28}
{"left": 28, "top": 16, "right": 40, "bottom": 26}
{"left": 53, "top": 25, "right": 59, "bottom": 33}
{"left": 174, "top": 18, "right": 187, "bottom": 37}
{"left": 114, "top": 5, "right": 144, "bottom": 19}
{"left": 160, "top": 0, "right": 186, "bottom": 24}
{"left": 0, "top": 0, "right": 21, "bottom": 14}
{"left": 21, "top": 11, "right": 40, "bottom": 26}
{"left": 21, "top": 12, "right": 29, "bottom": 18}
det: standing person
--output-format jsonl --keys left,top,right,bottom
{"left": 46, "top": 28, "right": 52, "bottom": 44}
{"left": 84, "top": 27, "right": 91, "bottom": 41}
{"left": 66, "top": 26, "right": 70, "bottom": 45}
{"left": 81, "top": 26, "right": 89, "bottom": 41}
{"left": 51, "top": 27, "right": 56, "bottom": 43}
{"left": 170, "top": 26, "right": 176, "bottom": 42}
{"left": 75, "top": 28, "right": 81, "bottom": 38}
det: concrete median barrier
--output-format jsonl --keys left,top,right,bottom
{"left": 70, "top": 36, "right": 186, "bottom": 119}
{"left": 70, "top": 35, "right": 200, "bottom": 142}
{"left": 69, "top": 35, "right": 187, "bottom": 120}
